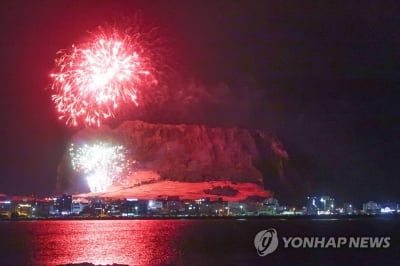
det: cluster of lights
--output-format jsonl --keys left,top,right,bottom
{"left": 69, "top": 142, "right": 130, "bottom": 192}
{"left": 50, "top": 29, "right": 151, "bottom": 127}
{"left": 50, "top": 26, "right": 155, "bottom": 191}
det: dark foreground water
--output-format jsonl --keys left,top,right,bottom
{"left": 0, "top": 217, "right": 399, "bottom": 265}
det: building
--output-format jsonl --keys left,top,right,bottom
{"left": 53, "top": 194, "right": 73, "bottom": 215}
{"left": 227, "top": 202, "right": 247, "bottom": 216}
{"left": 380, "top": 203, "right": 397, "bottom": 214}
{"left": 121, "top": 199, "right": 148, "bottom": 217}
{"left": 71, "top": 199, "right": 89, "bottom": 215}
{"left": 196, "top": 198, "right": 212, "bottom": 216}
{"left": 147, "top": 200, "right": 164, "bottom": 215}
{"left": 165, "top": 196, "right": 185, "bottom": 215}
{"left": 280, "top": 206, "right": 304, "bottom": 215}
{"left": 362, "top": 201, "right": 380, "bottom": 215}
{"left": 209, "top": 200, "right": 228, "bottom": 216}
{"left": 0, "top": 198, "right": 12, "bottom": 218}
{"left": 106, "top": 199, "right": 122, "bottom": 217}
{"left": 258, "top": 197, "right": 279, "bottom": 215}
{"left": 343, "top": 203, "right": 355, "bottom": 215}
{"left": 33, "top": 199, "right": 53, "bottom": 218}
{"left": 306, "top": 196, "right": 335, "bottom": 215}
{"left": 306, "top": 197, "right": 319, "bottom": 215}
{"left": 264, "top": 197, "right": 279, "bottom": 205}
{"left": 182, "top": 200, "right": 199, "bottom": 216}
{"left": 319, "top": 196, "right": 335, "bottom": 214}
{"left": 16, "top": 203, "right": 32, "bottom": 217}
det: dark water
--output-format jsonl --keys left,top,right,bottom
{"left": 0, "top": 217, "right": 399, "bottom": 265}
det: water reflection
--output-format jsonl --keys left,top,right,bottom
{"left": 1, "top": 218, "right": 398, "bottom": 265}
{"left": 3, "top": 220, "right": 190, "bottom": 265}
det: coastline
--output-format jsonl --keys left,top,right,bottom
{"left": 1, "top": 214, "right": 399, "bottom": 221}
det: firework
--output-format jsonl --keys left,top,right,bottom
{"left": 50, "top": 28, "right": 152, "bottom": 127}
{"left": 69, "top": 142, "right": 130, "bottom": 192}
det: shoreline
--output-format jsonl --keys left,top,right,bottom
{"left": 1, "top": 214, "right": 399, "bottom": 221}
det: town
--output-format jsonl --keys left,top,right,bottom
{"left": 0, "top": 193, "right": 398, "bottom": 219}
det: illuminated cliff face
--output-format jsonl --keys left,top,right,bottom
{"left": 57, "top": 120, "right": 288, "bottom": 193}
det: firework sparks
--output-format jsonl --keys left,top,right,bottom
{"left": 50, "top": 28, "right": 152, "bottom": 127}
{"left": 69, "top": 142, "right": 130, "bottom": 192}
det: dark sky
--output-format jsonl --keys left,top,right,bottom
{"left": 0, "top": 1, "right": 399, "bottom": 205}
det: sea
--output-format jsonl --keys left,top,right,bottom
{"left": 0, "top": 217, "right": 399, "bottom": 265}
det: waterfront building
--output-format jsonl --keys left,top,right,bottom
{"left": 0, "top": 198, "right": 12, "bottom": 218}
{"left": 258, "top": 197, "right": 279, "bottom": 215}
{"left": 227, "top": 202, "right": 247, "bottom": 216}
{"left": 319, "top": 196, "right": 335, "bottom": 214}
{"left": 166, "top": 196, "right": 185, "bottom": 215}
{"left": 197, "top": 199, "right": 212, "bottom": 216}
{"left": 362, "top": 201, "right": 380, "bottom": 215}
{"left": 182, "top": 200, "right": 199, "bottom": 216}
{"left": 57, "top": 194, "right": 73, "bottom": 215}
{"left": 16, "top": 203, "right": 32, "bottom": 217}
{"left": 306, "top": 197, "right": 319, "bottom": 215}
{"left": 380, "top": 202, "right": 397, "bottom": 214}
{"left": 264, "top": 197, "right": 279, "bottom": 206}
{"left": 71, "top": 198, "right": 89, "bottom": 215}
{"left": 147, "top": 200, "right": 164, "bottom": 215}
{"left": 209, "top": 200, "right": 228, "bottom": 216}
{"left": 306, "top": 196, "right": 335, "bottom": 215}
{"left": 121, "top": 199, "right": 148, "bottom": 217}
{"left": 33, "top": 199, "right": 53, "bottom": 218}
{"left": 343, "top": 203, "right": 355, "bottom": 215}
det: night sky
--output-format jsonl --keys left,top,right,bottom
{"left": 1, "top": 1, "right": 399, "bottom": 205}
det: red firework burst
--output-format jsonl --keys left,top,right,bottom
{"left": 50, "top": 28, "right": 152, "bottom": 127}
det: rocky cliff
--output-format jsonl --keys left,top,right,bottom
{"left": 57, "top": 120, "right": 289, "bottom": 193}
